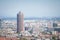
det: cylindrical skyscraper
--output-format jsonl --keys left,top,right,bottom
{"left": 17, "top": 11, "right": 24, "bottom": 33}
{"left": 0, "top": 19, "right": 2, "bottom": 28}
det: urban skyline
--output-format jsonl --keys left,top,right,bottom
{"left": 0, "top": 0, "right": 60, "bottom": 40}
{"left": 0, "top": 11, "right": 60, "bottom": 40}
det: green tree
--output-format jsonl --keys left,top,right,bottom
{"left": 52, "top": 35, "right": 57, "bottom": 40}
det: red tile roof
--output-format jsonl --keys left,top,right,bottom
{"left": 0, "top": 37, "right": 17, "bottom": 40}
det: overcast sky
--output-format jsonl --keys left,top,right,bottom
{"left": 0, "top": 0, "right": 60, "bottom": 18}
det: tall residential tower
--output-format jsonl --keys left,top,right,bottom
{"left": 17, "top": 11, "right": 24, "bottom": 33}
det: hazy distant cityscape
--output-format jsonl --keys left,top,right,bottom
{"left": 0, "top": 0, "right": 60, "bottom": 40}
{"left": 0, "top": 11, "right": 60, "bottom": 40}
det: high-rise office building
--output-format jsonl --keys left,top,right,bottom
{"left": 0, "top": 19, "right": 2, "bottom": 28}
{"left": 17, "top": 11, "right": 24, "bottom": 33}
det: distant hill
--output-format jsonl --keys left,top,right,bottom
{"left": 1, "top": 17, "right": 60, "bottom": 21}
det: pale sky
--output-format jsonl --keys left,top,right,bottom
{"left": 0, "top": 0, "right": 60, "bottom": 18}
